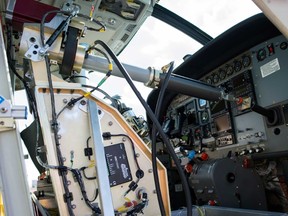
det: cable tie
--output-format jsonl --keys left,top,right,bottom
{"left": 108, "top": 63, "right": 113, "bottom": 71}
{"left": 84, "top": 92, "right": 91, "bottom": 97}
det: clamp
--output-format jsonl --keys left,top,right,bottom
{"left": 0, "top": 95, "right": 27, "bottom": 131}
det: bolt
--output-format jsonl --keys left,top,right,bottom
{"left": 148, "top": 169, "right": 153, "bottom": 173}
{"left": 108, "top": 18, "right": 116, "bottom": 25}
{"left": 67, "top": 180, "right": 71, "bottom": 185}
{"left": 136, "top": 153, "right": 140, "bottom": 157}
{"left": 80, "top": 100, "right": 86, "bottom": 105}
{"left": 0, "top": 107, "right": 8, "bottom": 113}
{"left": 29, "top": 37, "right": 36, "bottom": 43}
{"left": 62, "top": 157, "right": 66, "bottom": 162}
{"left": 153, "top": 190, "right": 156, "bottom": 194}
{"left": 39, "top": 49, "right": 46, "bottom": 55}
{"left": 71, "top": 204, "right": 76, "bottom": 209}
{"left": 57, "top": 134, "right": 62, "bottom": 139}
{"left": 108, "top": 121, "right": 113, "bottom": 126}
{"left": 122, "top": 137, "right": 126, "bottom": 142}
{"left": 63, "top": 98, "right": 68, "bottom": 104}
{"left": 98, "top": 109, "right": 102, "bottom": 115}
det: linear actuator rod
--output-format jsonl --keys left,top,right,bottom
{"left": 83, "top": 55, "right": 152, "bottom": 84}
{"left": 83, "top": 55, "right": 236, "bottom": 102}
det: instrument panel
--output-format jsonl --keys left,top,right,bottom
{"left": 163, "top": 34, "right": 288, "bottom": 160}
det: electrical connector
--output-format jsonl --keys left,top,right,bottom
{"left": 102, "top": 132, "right": 112, "bottom": 140}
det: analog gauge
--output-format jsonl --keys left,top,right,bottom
{"left": 226, "top": 65, "right": 233, "bottom": 76}
{"left": 213, "top": 73, "right": 219, "bottom": 84}
{"left": 242, "top": 55, "right": 251, "bottom": 68}
{"left": 206, "top": 77, "right": 212, "bottom": 84}
{"left": 219, "top": 69, "right": 226, "bottom": 80}
{"left": 201, "top": 111, "right": 209, "bottom": 123}
{"left": 257, "top": 48, "right": 266, "bottom": 61}
{"left": 234, "top": 60, "right": 242, "bottom": 72}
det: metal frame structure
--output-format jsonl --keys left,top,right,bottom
{"left": 0, "top": 20, "right": 34, "bottom": 216}
{"left": 88, "top": 100, "right": 114, "bottom": 215}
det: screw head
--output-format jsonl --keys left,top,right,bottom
{"left": 0, "top": 107, "right": 8, "bottom": 113}
{"left": 80, "top": 100, "right": 87, "bottom": 105}
{"left": 108, "top": 18, "right": 116, "bottom": 25}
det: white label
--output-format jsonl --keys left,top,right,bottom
{"left": 260, "top": 58, "right": 280, "bottom": 78}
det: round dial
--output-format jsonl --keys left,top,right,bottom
{"left": 201, "top": 111, "right": 209, "bottom": 123}
{"left": 242, "top": 55, "right": 251, "bottom": 68}
{"left": 206, "top": 77, "right": 212, "bottom": 84}
{"left": 226, "top": 65, "right": 233, "bottom": 76}
{"left": 257, "top": 48, "right": 266, "bottom": 61}
{"left": 213, "top": 73, "right": 219, "bottom": 84}
{"left": 219, "top": 69, "right": 226, "bottom": 80}
{"left": 234, "top": 60, "right": 242, "bottom": 72}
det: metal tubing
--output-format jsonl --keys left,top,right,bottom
{"left": 83, "top": 54, "right": 152, "bottom": 84}
{"left": 160, "top": 73, "right": 222, "bottom": 101}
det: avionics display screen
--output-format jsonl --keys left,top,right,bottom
{"left": 214, "top": 114, "right": 231, "bottom": 133}
{"left": 199, "top": 99, "right": 207, "bottom": 108}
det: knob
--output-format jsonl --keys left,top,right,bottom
{"left": 249, "top": 148, "right": 256, "bottom": 154}
{"left": 240, "top": 149, "right": 249, "bottom": 155}
{"left": 255, "top": 147, "right": 264, "bottom": 153}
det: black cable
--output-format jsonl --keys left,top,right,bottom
{"left": 88, "top": 188, "right": 99, "bottom": 203}
{"left": 82, "top": 167, "right": 97, "bottom": 180}
{"left": 86, "top": 136, "right": 92, "bottom": 161}
{"left": 109, "top": 133, "right": 141, "bottom": 171}
{"left": 87, "top": 47, "right": 111, "bottom": 65}
{"left": 77, "top": 13, "right": 106, "bottom": 32}
{"left": 93, "top": 40, "right": 192, "bottom": 216}
{"left": 81, "top": 85, "right": 119, "bottom": 109}
{"left": 66, "top": 49, "right": 112, "bottom": 107}
{"left": 6, "top": 25, "right": 52, "bottom": 172}
{"left": 68, "top": 75, "right": 89, "bottom": 81}
{"left": 6, "top": 25, "right": 38, "bottom": 119}
{"left": 44, "top": 55, "right": 75, "bottom": 216}
{"left": 40, "top": 10, "right": 63, "bottom": 46}
{"left": 70, "top": 168, "right": 101, "bottom": 214}
{"left": 151, "top": 61, "right": 174, "bottom": 216}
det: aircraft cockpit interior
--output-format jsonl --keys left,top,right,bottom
{"left": 0, "top": 1, "right": 288, "bottom": 216}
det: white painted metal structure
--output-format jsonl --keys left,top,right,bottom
{"left": 0, "top": 20, "right": 34, "bottom": 216}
